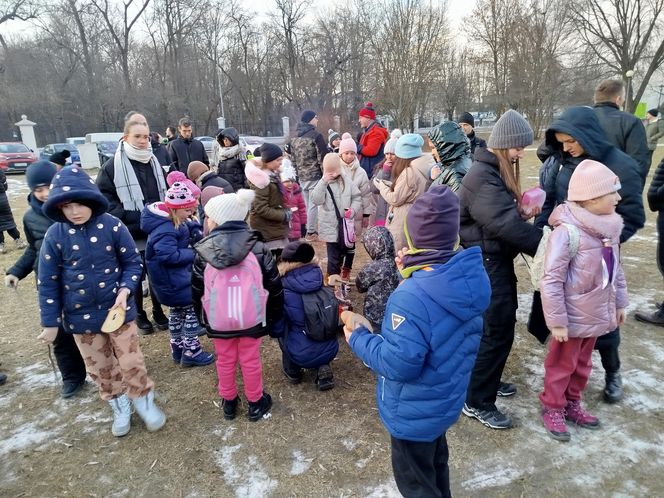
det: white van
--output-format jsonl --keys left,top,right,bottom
{"left": 85, "top": 132, "right": 123, "bottom": 144}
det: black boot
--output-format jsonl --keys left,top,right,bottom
{"left": 136, "top": 312, "right": 154, "bottom": 335}
{"left": 152, "top": 308, "right": 169, "bottom": 331}
{"left": 635, "top": 303, "right": 664, "bottom": 326}
{"left": 603, "top": 372, "right": 623, "bottom": 403}
{"left": 222, "top": 396, "right": 240, "bottom": 420}
{"left": 0, "top": 371, "right": 6, "bottom": 385}
{"left": 247, "top": 392, "right": 272, "bottom": 422}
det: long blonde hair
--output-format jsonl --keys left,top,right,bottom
{"left": 492, "top": 149, "right": 521, "bottom": 200}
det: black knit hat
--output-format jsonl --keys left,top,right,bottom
{"left": 281, "top": 241, "right": 315, "bottom": 263}
{"left": 42, "top": 166, "right": 109, "bottom": 223}
{"left": 301, "top": 110, "right": 317, "bottom": 123}
{"left": 26, "top": 160, "right": 57, "bottom": 191}
{"left": 648, "top": 109, "right": 659, "bottom": 118}
{"left": 260, "top": 143, "right": 283, "bottom": 163}
{"left": 457, "top": 112, "right": 475, "bottom": 128}
{"left": 49, "top": 149, "right": 71, "bottom": 167}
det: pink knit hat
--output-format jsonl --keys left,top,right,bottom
{"left": 339, "top": 132, "right": 357, "bottom": 154}
{"left": 164, "top": 182, "right": 198, "bottom": 210}
{"left": 568, "top": 159, "right": 621, "bottom": 202}
{"left": 167, "top": 170, "right": 201, "bottom": 198}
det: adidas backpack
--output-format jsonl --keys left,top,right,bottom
{"left": 202, "top": 252, "right": 268, "bottom": 332}
{"left": 301, "top": 286, "right": 340, "bottom": 342}
{"left": 529, "top": 223, "right": 580, "bottom": 290}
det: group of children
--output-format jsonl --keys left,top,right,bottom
{"left": 1, "top": 109, "right": 634, "bottom": 496}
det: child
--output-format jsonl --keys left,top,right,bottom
{"left": 37, "top": 166, "right": 166, "bottom": 437}
{"left": 328, "top": 129, "right": 341, "bottom": 154}
{"left": 339, "top": 133, "right": 375, "bottom": 239}
{"left": 141, "top": 182, "right": 214, "bottom": 367}
{"left": 192, "top": 189, "right": 284, "bottom": 422}
{"left": 355, "top": 226, "right": 399, "bottom": 332}
{"left": 0, "top": 166, "right": 27, "bottom": 253}
{"left": 281, "top": 168, "right": 307, "bottom": 242}
{"left": 278, "top": 241, "right": 338, "bottom": 390}
{"left": 343, "top": 186, "right": 491, "bottom": 497}
{"left": 539, "top": 159, "right": 627, "bottom": 441}
{"left": 5, "top": 161, "right": 87, "bottom": 398}
{"left": 245, "top": 143, "right": 290, "bottom": 260}
{"left": 310, "top": 154, "right": 362, "bottom": 282}
{"left": 371, "top": 129, "right": 401, "bottom": 227}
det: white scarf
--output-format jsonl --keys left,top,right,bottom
{"left": 112, "top": 142, "right": 168, "bottom": 211}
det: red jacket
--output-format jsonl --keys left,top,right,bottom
{"left": 358, "top": 122, "right": 388, "bottom": 176}
{"left": 283, "top": 182, "right": 307, "bottom": 240}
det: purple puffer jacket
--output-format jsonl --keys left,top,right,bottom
{"left": 540, "top": 203, "right": 628, "bottom": 338}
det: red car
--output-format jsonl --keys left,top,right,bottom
{"left": 0, "top": 142, "right": 37, "bottom": 173}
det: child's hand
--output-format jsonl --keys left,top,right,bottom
{"left": 323, "top": 172, "right": 337, "bottom": 183}
{"left": 4, "top": 274, "right": 19, "bottom": 288}
{"left": 113, "top": 288, "right": 130, "bottom": 311}
{"left": 38, "top": 327, "right": 59, "bottom": 344}
{"left": 616, "top": 308, "right": 626, "bottom": 326}
{"left": 551, "top": 326, "right": 568, "bottom": 342}
{"left": 343, "top": 323, "right": 353, "bottom": 343}
{"left": 430, "top": 165, "right": 441, "bottom": 180}
{"left": 395, "top": 247, "right": 408, "bottom": 272}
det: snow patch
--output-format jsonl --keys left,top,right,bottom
{"left": 289, "top": 450, "right": 312, "bottom": 475}
{"left": 462, "top": 465, "right": 530, "bottom": 490}
{"left": 363, "top": 481, "right": 401, "bottom": 497}
{"left": 0, "top": 421, "right": 62, "bottom": 456}
{"left": 621, "top": 369, "right": 664, "bottom": 412}
{"left": 213, "top": 426, "right": 236, "bottom": 441}
{"left": 342, "top": 438, "right": 357, "bottom": 451}
{"left": 215, "top": 444, "right": 278, "bottom": 498}
{"left": 14, "top": 362, "right": 58, "bottom": 390}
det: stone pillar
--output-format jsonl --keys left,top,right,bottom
{"left": 14, "top": 115, "right": 37, "bottom": 151}
{"left": 334, "top": 115, "right": 341, "bottom": 132}
{"left": 413, "top": 114, "right": 419, "bottom": 133}
{"left": 217, "top": 116, "right": 226, "bottom": 129}
{"left": 282, "top": 116, "right": 290, "bottom": 138}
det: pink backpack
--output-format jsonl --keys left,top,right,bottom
{"left": 202, "top": 252, "right": 268, "bottom": 332}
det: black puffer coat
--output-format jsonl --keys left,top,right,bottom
{"left": 647, "top": 157, "right": 664, "bottom": 212}
{"left": 536, "top": 106, "right": 645, "bottom": 243}
{"left": 7, "top": 194, "right": 51, "bottom": 279}
{"left": 215, "top": 127, "right": 246, "bottom": 191}
{"left": 458, "top": 147, "right": 542, "bottom": 260}
{"left": 167, "top": 136, "right": 209, "bottom": 173}
{"left": 0, "top": 169, "right": 17, "bottom": 232}
{"left": 192, "top": 221, "right": 284, "bottom": 339}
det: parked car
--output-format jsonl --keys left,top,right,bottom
{"left": 195, "top": 135, "right": 215, "bottom": 155}
{"left": 96, "top": 141, "right": 119, "bottom": 165}
{"left": 0, "top": 142, "right": 37, "bottom": 173}
{"left": 40, "top": 143, "right": 81, "bottom": 166}
{"left": 239, "top": 135, "right": 265, "bottom": 155}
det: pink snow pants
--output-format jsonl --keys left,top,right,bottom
{"left": 212, "top": 337, "right": 263, "bottom": 403}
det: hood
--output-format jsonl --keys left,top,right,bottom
{"left": 411, "top": 153, "right": 436, "bottom": 178}
{"left": 28, "top": 192, "right": 45, "bottom": 214}
{"left": 42, "top": 166, "right": 109, "bottom": 222}
{"left": 428, "top": 122, "right": 471, "bottom": 164}
{"left": 408, "top": 246, "right": 490, "bottom": 322}
{"left": 473, "top": 146, "right": 499, "bottom": 167}
{"left": 140, "top": 202, "right": 172, "bottom": 233}
{"left": 362, "top": 226, "right": 395, "bottom": 260}
{"left": 216, "top": 127, "right": 239, "bottom": 145}
{"left": 342, "top": 157, "right": 361, "bottom": 172}
{"left": 364, "top": 122, "right": 389, "bottom": 142}
{"left": 194, "top": 221, "right": 258, "bottom": 269}
{"left": 245, "top": 160, "right": 270, "bottom": 189}
{"left": 296, "top": 122, "right": 316, "bottom": 137}
{"left": 280, "top": 263, "right": 324, "bottom": 293}
{"left": 545, "top": 106, "right": 612, "bottom": 160}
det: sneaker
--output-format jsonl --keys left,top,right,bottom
{"left": 136, "top": 313, "right": 154, "bottom": 335}
{"left": 603, "top": 372, "right": 623, "bottom": 403}
{"left": 108, "top": 394, "right": 132, "bottom": 437}
{"left": 170, "top": 339, "right": 183, "bottom": 364}
{"left": 497, "top": 381, "right": 517, "bottom": 397}
{"left": 315, "top": 364, "right": 335, "bottom": 391}
{"left": 248, "top": 392, "right": 272, "bottom": 422}
{"left": 541, "top": 406, "right": 570, "bottom": 441}
{"left": 634, "top": 306, "right": 664, "bottom": 326}
{"left": 132, "top": 390, "right": 166, "bottom": 432}
{"left": 282, "top": 368, "right": 303, "bottom": 385}
{"left": 565, "top": 400, "right": 600, "bottom": 429}
{"left": 0, "top": 372, "right": 7, "bottom": 385}
{"left": 305, "top": 233, "right": 319, "bottom": 242}
{"left": 15, "top": 238, "right": 27, "bottom": 249}
{"left": 153, "top": 310, "right": 169, "bottom": 331}
{"left": 462, "top": 403, "right": 513, "bottom": 429}
{"left": 61, "top": 380, "right": 85, "bottom": 398}
{"left": 181, "top": 337, "right": 214, "bottom": 367}
{"left": 222, "top": 396, "right": 240, "bottom": 420}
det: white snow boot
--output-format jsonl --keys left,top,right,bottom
{"left": 108, "top": 394, "right": 132, "bottom": 437}
{"left": 132, "top": 390, "right": 166, "bottom": 432}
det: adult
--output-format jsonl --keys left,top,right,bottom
{"left": 457, "top": 112, "right": 487, "bottom": 156}
{"left": 458, "top": 110, "right": 542, "bottom": 430}
{"left": 96, "top": 119, "right": 170, "bottom": 334}
{"left": 49, "top": 149, "right": 70, "bottom": 168}
{"left": 289, "top": 109, "right": 328, "bottom": 240}
{"left": 646, "top": 109, "right": 664, "bottom": 165}
{"left": 593, "top": 79, "right": 650, "bottom": 186}
{"left": 124, "top": 110, "right": 147, "bottom": 126}
{"left": 165, "top": 126, "right": 177, "bottom": 142}
{"left": 357, "top": 102, "right": 388, "bottom": 178}
{"left": 536, "top": 105, "right": 646, "bottom": 403}
{"left": 215, "top": 127, "right": 246, "bottom": 191}
{"left": 150, "top": 132, "right": 170, "bottom": 167}
{"left": 167, "top": 117, "right": 209, "bottom": 175}
{"left": 428, "top": 121, "right": 472, "bottom": 192}
{"left": 373, "top": 133, "right": 434, "bottom": 251}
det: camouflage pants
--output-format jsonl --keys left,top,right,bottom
{"left": 73, "top": 321, "right": 154, "bottom": 401}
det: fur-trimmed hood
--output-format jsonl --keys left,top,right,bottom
{"left": 278, "top": 257, "right": 320, "bottom": 277}
{"left": 245, "top": 159, "right": 271, "bottom": 189}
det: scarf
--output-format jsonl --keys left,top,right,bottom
{"left": 218, "top": 144, "right": 245, "bottom": 161}
{"left": 113, "top": 142, "right": 168, "bottom": 211}
{"left": 399, "top": 225, "right": 460, "bottom": 279}
{"left": 566, "top": 202, "right": 623, "bottom": 242}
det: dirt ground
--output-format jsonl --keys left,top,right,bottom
{"left": 1, "top": 148, "right": 663, "bottom": 497}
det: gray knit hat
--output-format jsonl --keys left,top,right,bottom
{"left": 487, "top": 110, "right": 533, "bottom": 149}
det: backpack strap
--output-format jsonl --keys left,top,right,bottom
{"left": 326, "top": 184, "right": 343, "bottom": 220}
{"left": 561, "top": 222, "right": 580, "bottom": 259}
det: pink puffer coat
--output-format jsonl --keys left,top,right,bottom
{"left": 540, "top": 203, "right": 628, "bottom": 338}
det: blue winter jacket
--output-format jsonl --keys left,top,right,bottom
{"left": 141, "top": 202, "right": 200, "bottom": 307}
{"left": 38, "top": 213, "right": 142, "bottom": 333}
{"left": 280, "top": 262, "right": 339, "bottom": 368}
{"left": 349, "top": 246, "right": 490, "bottom": 442}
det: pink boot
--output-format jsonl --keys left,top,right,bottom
{"left": 565, "top": 400, "right": 600, "bottom": 429}
{"left": 541, "top": 406, "right": 570, "bottom": 442}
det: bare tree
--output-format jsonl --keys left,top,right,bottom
{"left": 0, "top": 0, "right": 37, "bottom": 50}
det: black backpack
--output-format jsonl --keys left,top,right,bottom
{"left": 301, "top": 286, "right": 340, "bottom": 341}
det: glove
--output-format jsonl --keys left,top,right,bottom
{"left": 283, "top": 209, "right": 292, "bottom": 225}
{"left": 38, "top": 327, "right": 59, "bottom": 344}
{"left": 4, "top": 274, "right": 19, "bottom": 288}
{"left": 382, "top": 161, "right": 392, "bottom": 174}
{"left": 344, "top": 208, "right": 354, "bottom": 220}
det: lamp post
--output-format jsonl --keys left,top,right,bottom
{"left": 625, "top": 69, "right": 635, "bottom": 113}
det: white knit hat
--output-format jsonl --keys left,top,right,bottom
{"left": 384, "top": 129, "right": 403, "bottom": 154}
{"left": 204, "top": 189, "right": 255, "bottom": 226}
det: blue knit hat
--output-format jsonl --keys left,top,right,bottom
{"left": 42, "top": 166, "right": 109, "bottom": 223}
{"left": 26, "top": 160, "right": 57, "bottom": 191}
{"left": 395, "top": 133, "right": 424, "bottom": 159}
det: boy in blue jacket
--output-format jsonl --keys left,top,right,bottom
{"left": 343, "top": 186, "right": 491, "bottom": 497}
{"left": 36, "top": 166, "right": 166, "bottom": 437}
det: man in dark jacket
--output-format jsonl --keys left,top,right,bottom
{"left": 458, "top": 112, "right": 487, "bottom": 157}
{"left": 289, "top": 110, "right": 328, "bottom": 239}
{"left": 593, "top": 79, "right": 650, "bottom": 186}
{"left": 167, "top": 117, "right": 209, "bottom": 174}
{"left": 536, "top": 105, "right": 646, "bottom": 404}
